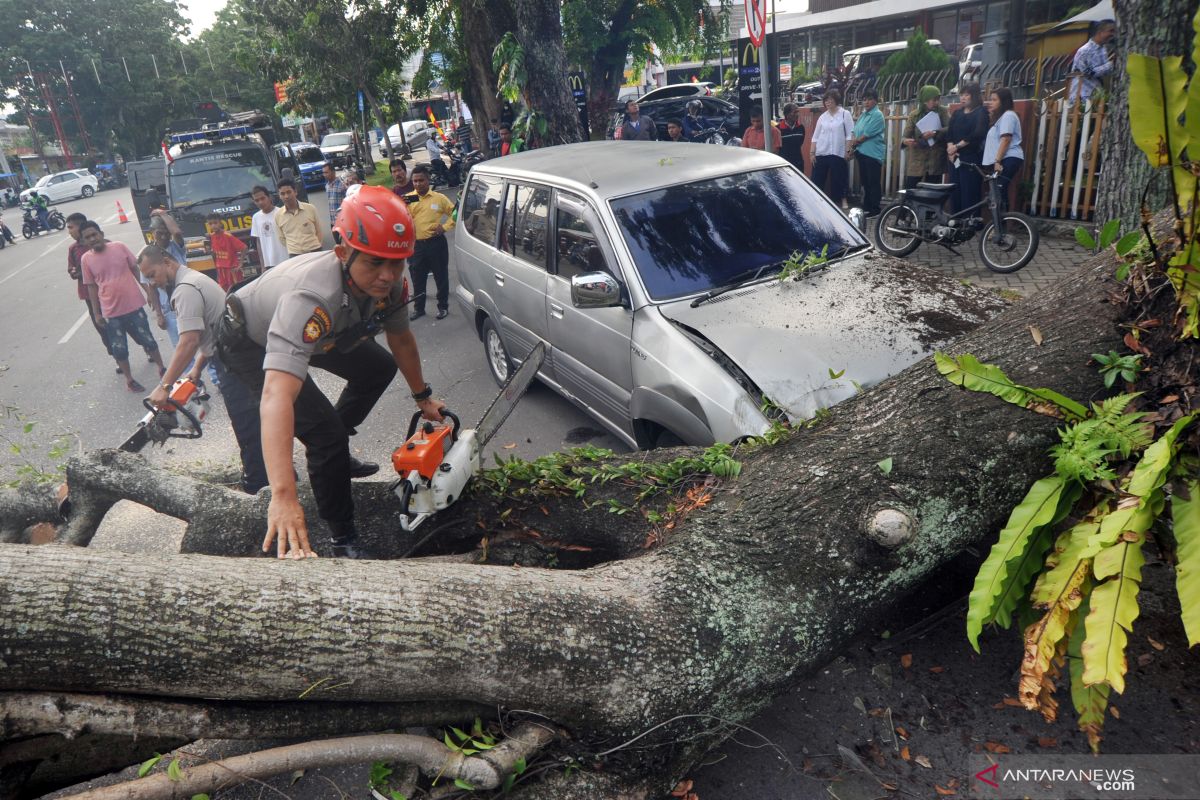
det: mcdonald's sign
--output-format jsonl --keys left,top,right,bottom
{"left": 737, "top": 38, "right": 762, "bottom": 134}
{"left": 741, "top": 42, "right": 760, "bottom": 67}
{"left": 567, "top": 71, "right": 590, "bottom": 139}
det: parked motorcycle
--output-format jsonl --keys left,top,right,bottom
{"left": 430, "top": 143, "right": 467, "bottom": 189}
{"left": 97, "top": 173, "right": 120, "bottom": 191}
{"left": 873, "top": 161, "right": 1039, "bottom": 274}
{"left": 21, "top": 205, "right": 66, "bottom": 238}
{"left": 690, "top": 124, "right": 740, "bottom": 146}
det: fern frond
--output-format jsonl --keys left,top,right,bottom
{"left": 992, "top": 528, "right": 1056, "bottom": 631}
{"left": 966, "top": 475, "right": 1072, "bottom": 652}
{"left": 1019, "top": 563, "right": 1087, "bottom": 713}
{"left": 1050, "top": 424, "right": 1117, "bottom": 482}
{"left": 1081, "top": 533, "right": 1147, "bottom": 694}
{"left": 1068, "top": 594, "right": 1110, "bottom": 753}
{"left": 934, "top": 353, "right": 1089, "bottom": 422}
{"left": 1031, "top": 513, "right": 1101, "bottom": 607}
{"left": 1172, "top": 478, "right": 1200, "bottom": 646}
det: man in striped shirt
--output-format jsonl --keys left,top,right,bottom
{"left": 323, "top": 163, "right": 347, "bottom": 228}
{"left": 1070, "top": 20, "right": 1115, "bottom": 104}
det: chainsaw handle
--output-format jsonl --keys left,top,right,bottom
{"left": 141, "top": 395, "right": 203, "bottom": 440}
{"left": 405, "top": 409, "right": 461, "bottom": 442}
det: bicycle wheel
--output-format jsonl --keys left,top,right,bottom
{"left": 874, "top": 203, "right": 921, "bottom": 257}
{"left": 978, "top": 212, "right": 1039, "bottom": 273}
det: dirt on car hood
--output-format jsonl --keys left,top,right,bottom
{"left": 655, "top": 252, "right": 1006, "bottom": 421}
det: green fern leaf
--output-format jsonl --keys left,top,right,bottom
{"left": 1031, "top": 515, "right": 1101, "bottom": 607}
{"left": 1068, "top": 595, "right": 1110, "bottom": 753}
{"left": 1081, "top": 534, "right": 1146, "bottom": 694}
{"left": 967, "top": 475, "right": 1071, "bottom": 651}
{"left": 935, "top": 353, "right": 1089, "bottom": 421}
{"left": 1127, "top": 415, "right": 1194, "bottom": 497}
{"left": 991, "top": 528, "right": 1055, "bottom": 631}
{"left": 1172, "top": 479, "right": 1200, "bottom": 646}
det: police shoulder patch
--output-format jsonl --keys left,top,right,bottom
{"left": 302, "top": 306, "right": 332, "bottom": 343}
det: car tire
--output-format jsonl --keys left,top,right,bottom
{"left": 481, "top": 317, "right": 512, "bottom": 387}
{"left": 81, "top": 186, "right": 95, "bottom": 198}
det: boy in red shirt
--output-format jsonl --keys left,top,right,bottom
{"left": 206, "top": 214, "right": 247, "bottom": 291}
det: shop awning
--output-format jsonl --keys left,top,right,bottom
{"left": 742, "top": 0, "right": 967, "bottom": 38}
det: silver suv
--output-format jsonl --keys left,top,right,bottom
{"left": 453, "top": 142, "right": 993, "bottom": 448}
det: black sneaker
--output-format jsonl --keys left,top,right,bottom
{"left": 331, "top": 538, "right": 380, "bottom": 559}
{"left": 435, "top": 308, "right": 449, "bottom": 320}
{"left": 410, "top": 309, "right": 426, "bottom": 321}
{"left": 348, "top": 455, "right": 380, "bottom": 478}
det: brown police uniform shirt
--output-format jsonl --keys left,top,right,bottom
{"left": 231, "top": 251, "right": 410, "bottom": 380}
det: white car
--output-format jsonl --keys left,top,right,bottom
{"left": 20, "top": 169, "right": 98, "bottom": 204}
{"left": 636, "top": 82, "right": 716, "bottom": 105}
{"left": 383, "top": 120, "right": 435, "bottom": 154}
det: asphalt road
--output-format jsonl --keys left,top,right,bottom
{"left": 0, "top": 186, "right": 625, "bottom": 507}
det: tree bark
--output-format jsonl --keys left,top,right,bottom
{"left": 514, "top": 0, "right": 583, "bottom": 145}
{"left": 587, "top": 0, "right": 640, "bottom": 141}
{"left": 0, "top": 244, "right": 1131, "bottom": 796}
{"left": 1094, "top": 0, "right": 1199, "bottom": 227}
{"left": 459, "top": 0, "right": 515, "bottom": 149}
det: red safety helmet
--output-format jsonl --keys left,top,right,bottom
{"left": 332, "top": 184, "right": 415, "bottom": 259}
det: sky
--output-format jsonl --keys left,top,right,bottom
{"left": 180, "top": 0, "right": 228, "bottom": 37}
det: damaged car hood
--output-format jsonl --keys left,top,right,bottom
{"left": 655, "top": 253, "right": 1002, "bottom": 421}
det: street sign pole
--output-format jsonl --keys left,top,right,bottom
{"left": 760, "top": 36, "right": 771, "bottom": 152}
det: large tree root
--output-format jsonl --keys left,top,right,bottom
{"left": 61, "top": 723, "right": 557, "bottom": 800}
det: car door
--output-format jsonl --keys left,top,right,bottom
{"left": 544, "top": 190, "right": 634, "bottom": 431}
{"left": 489, "top": 181, "right": 551, "bottom": 364}
{"left": 48, "top": 174, "right": 73, "bottom": 203}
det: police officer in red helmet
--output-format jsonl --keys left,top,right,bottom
{"left": 217, "top": 184, "right": 445, "bottom": 559}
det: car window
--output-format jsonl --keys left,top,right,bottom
{"left": 701, "top": 98, "right": 728, "bottom": 115}
{"left": 461, "top": 174, "right": 504, "bottom": 246}
{"left": 609, "top": 166, "right": 866, "bottom": 301}
{"left": 554, "top": 194, "right": 611, "bottom": 281}
{"left": 499, "top": 183, "right": 550, "bottom": 269}
{"left": 52, "top": 175, "right": 69, "bottom": 184}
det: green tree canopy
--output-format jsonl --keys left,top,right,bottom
{"left": 876, "top": 30, "right": 952, "bottom": 80}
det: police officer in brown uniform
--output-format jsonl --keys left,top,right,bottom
{"left": 217, "top": 185, "right": 445, "bottom": 559}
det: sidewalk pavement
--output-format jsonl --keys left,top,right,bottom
{"left": 877, "top": 221, "right": 1085, "bottom": 298}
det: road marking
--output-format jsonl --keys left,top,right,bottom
{"left": 0, "top": 239, "right": 65, "bottom": 286}
{"left": 59, "top": 311, "right": 90, "bottom": 344}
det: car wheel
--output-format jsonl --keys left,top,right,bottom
{"left": 481, "top": 317, "right": 512, "bottom": 387}
{"left": 81, "top": 186, "right": 95, "bottom": 198}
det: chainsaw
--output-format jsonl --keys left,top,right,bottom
{"left": 391, "top": 341, "right": 546, "bottom": 532}
{"left": 118, "top": 378, "right": 210, "bottom": 453}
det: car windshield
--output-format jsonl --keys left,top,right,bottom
{"left": 293, "top": 145, "right": 324, "bottom": 163}
{"left": 609, "top": 167, "right": 867, "bottom": 302}
{"left": 168, "top": 147, "right": 273, "bottom": 206}
{"left": 322, "top": 133, "right": 352, "bottom": 147}
{"left": 34, "top": 176, "right": 51, "bottom": 187}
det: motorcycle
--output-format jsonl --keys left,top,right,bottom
{"left": 21, "top": 205, "right": 66, "bottom": 238}
{"left": 689, "top": 124, "right": 740, "bottom": 146}
{"left": 429, "top": 143, "right": 467, "bottom": 189}
{"left": 873, "top": 161, "right": 1040, "bottom": 274}
{"left": 0, "top": 220, "right": 11, "bottom": 249}
{"left": 97, "top": 173, "right": 120, "bottom": 191}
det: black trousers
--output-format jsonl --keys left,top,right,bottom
{"left": 812, "top": 155, "right": 849, "bottom": 205}
{"left": 209, "top": 355, "right": 269, "bottom": 494}
{"left": 409, "top": 235, "right": 449, "bottom": 313}
{"left": 855, "top": 153, "right": 882, "bottom": 214}
{"left": 218, "top": 331, "right": 396, "bottom": 525}
{"left": 949, "top": 160, "right": 984, "bottom": 214}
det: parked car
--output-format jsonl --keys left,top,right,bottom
{"left": 274, "top": 142, "right": 327, "bottom": 190}
{"left": 637, "top": 81, "right": 717, "bottom": 104}
{"left": 319, "top": 131, "right": 356, "bottom": 168}
{"left": 452, "top": 141, "right": 989, "bottom": 449}
{"left": 383, "top": 120, "right": 436, "bottom": 154}
{"left": 612, "top": 96, "right": 740, "bottom": 140}
{"left": 19, "top": 169, "right": 98, "bottom": 204}
{"left": 959, "top": 42, "right": 984, "bottom": 84}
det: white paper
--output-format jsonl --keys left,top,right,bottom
{"left": 915, "top": 111, "right": 941, "bottom": 147}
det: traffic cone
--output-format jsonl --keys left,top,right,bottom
{"left": 116, "top": 201, "right": 129, "bottom": 224}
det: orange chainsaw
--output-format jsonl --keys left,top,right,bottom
{"left": 118, "top": 378, "right": 210, "bottom": 453}
{"left": 391, "top": 341, "right": 546, "bottom": 532}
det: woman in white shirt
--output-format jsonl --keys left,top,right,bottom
{"left": 982, "top": 87, "right": 1024, "bottom": 213}
{"left": 808, "top": 89, "right": 855, "bottom": 206}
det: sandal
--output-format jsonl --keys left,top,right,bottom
{"left": 127, "top": 380, "right": 146, "bottom": 393}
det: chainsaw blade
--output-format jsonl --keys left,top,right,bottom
{"left": 474, "top": 340, "right": 546, "bottom": 448}
{"left": 118, "top": 426, "right": 151, "bottom": 453}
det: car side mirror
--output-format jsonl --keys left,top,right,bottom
{"left": 571, "top": 272, "right": 622, "bottom": 309}
{"left": 847, "top": 207, "right": 866, "bottom": 232}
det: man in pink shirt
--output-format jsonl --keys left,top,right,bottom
{"left": 80, "top": 221, "right": 166, "bottom": 392}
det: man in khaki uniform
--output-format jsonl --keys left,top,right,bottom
{"left": 273, "top": 177, "right": 323, "bottom": 257}
{"left": 217, "top": 185, "right": 445, "bottom": 560}
{"left": 404, "top": 164, "right": 456, "bottom": 320}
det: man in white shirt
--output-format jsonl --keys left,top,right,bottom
{"left": 250, "top": 185, "right": 287, "bottom": 271}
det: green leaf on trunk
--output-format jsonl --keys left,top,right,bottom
{"left": 1172, "top": 479, "right": 1200, "bottom": 646}
{"left": 1075, "top": 226, "right": 1097, "bottom": 250}
{"left": 876, "top": 457, "right": 893, "bottom": 474}
{"left": 138, "top": 754, "right": 163, "bottom": 778}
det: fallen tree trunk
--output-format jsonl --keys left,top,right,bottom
{"left": 0, "top": 250, "right": 1126, "bottom": 797}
